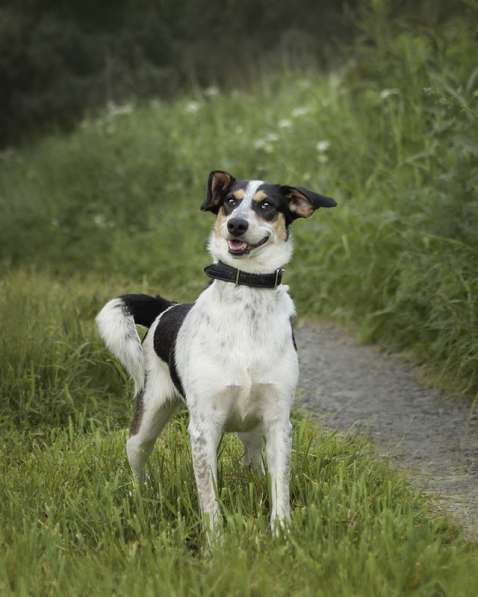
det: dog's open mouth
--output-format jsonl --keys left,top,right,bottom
{"left": 227, "top": 235, "right": 269, "bottom": 256}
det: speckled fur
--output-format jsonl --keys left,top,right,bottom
{"left": 96, "top": 171, "right": 336, "bottom": 534}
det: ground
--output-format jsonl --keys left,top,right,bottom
{"left": 298, "top": 322, "right": 478, "bottom": 538}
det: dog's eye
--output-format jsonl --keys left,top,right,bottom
{"left": 225, "top": 197, "right": 238, "bottom": 207}
{"left": 260, "top": 201, "right": 273, "bottom": 210}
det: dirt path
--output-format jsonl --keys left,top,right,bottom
{"left": 296, "top": 322, "right": 478, "bottom": 538}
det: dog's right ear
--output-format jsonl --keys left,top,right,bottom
{"left": 201, "top": 170, "right": 236, "bottom": 213}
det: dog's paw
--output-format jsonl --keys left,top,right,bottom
{"left": 270, "top": 514, "right": 291, "bottom": 538}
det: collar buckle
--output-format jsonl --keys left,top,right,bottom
{"left": 274, "top": 268, "right": 283, "bottom": 288}
{"left": 234, "top": 267, "right": 240, "bottom": 286}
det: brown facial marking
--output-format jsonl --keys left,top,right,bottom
{"left": 214, "top": 206, "right": 227, "bottom": 236}
{"left": 233, "top": 189, "right": 246, "bottom": 200}
{"left": 252, "top": 190, "right": 268, "bottom": 202}
{"left": 272, "top": 212, "right": 288, "bottom": 241}
{"left": 288, "top": 190, "right": 314, "bottom": 218}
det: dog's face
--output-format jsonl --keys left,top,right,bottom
{"left": 202, "top": 170, "right": 336, "bottom": 272}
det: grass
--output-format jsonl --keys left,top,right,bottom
{"left": 3, "top": 410, "right": 478, "bottom": 597}
{"left": 1, "top": 3, "right": 478, "bottom": 594}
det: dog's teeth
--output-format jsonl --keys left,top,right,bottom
{"left": 228, "top": 240, "right": 247, "bottom": 250}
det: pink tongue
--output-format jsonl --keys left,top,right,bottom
{"left": 229, "top": 240, "right": 247, "bottom": 250}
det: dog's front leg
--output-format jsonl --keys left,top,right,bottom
{"left": 188, "top": 415, "right": 222, "bottom": 534}
{"left": 264, "top": 416, "right": 292, "bottom": 533}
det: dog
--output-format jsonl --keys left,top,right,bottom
{"left": 96, "top": 170, "right": 336, "bottom": 533}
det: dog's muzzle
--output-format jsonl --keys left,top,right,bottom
{"left": 227, "top": 235, "right": 270, "bottom": 256}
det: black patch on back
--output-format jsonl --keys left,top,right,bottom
{"left": 121, "top": 294, "right": 174, "bottom": 328}
{"left": 153, "top": 303, "right": 194, "bottom": 396}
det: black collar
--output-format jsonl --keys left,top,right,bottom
{"left": 204, "top": 261, "right": 284, "bottom": 289}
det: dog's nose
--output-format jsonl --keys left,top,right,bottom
{"left": 227, "top": 218, "right": 249, "bottom": 236}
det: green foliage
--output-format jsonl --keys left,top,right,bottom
{"left": 1, "top": 0, "right": 470, "bottom": 146}
{"left": 2, "top": 413, "right": 478, "bottom": 596}
{"left": 0, "top": 0, "right": 357, "bottom": 146}
{"left": 0, "top": 271, "right": 130, "bottom": 431}
{"left": 1, "top": 4, "right": 477, "bottom": 396}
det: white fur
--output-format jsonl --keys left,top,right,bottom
{"left": 241, "top": 179, "right": 264, "bottom": 203}
{"left": 95, "top": 298, "right": 145, "bottom": 394}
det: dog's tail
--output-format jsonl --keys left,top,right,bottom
{"left": 96, "top": 294, "right": 173, "bottom": 394}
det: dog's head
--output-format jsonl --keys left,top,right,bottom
{"left": 202, "top": 170, "right": 337, "bottom": 272}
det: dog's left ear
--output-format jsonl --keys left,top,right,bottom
{"left": 201, "top": 170, "right": 236, "bottom": 213}
{"left": 280, "top": 185, "right": 337, "bottom": 219}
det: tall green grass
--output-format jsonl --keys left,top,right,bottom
{"left": 0, "top": 272, "right": 128, "bottom": 431}
{"left": 3, "top": 414, "right": 478, "bottom": 596}
{"left": 1, "top": 7, "right": 477, "bottom": 396}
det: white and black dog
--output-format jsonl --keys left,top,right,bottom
{"left": 96, "top": 170, "right": 336, "bottom": 533}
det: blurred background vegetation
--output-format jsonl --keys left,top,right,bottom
{"left": 0, "top": 0, "right": 471, "bottom": 146}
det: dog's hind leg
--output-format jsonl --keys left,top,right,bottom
{"left": 126, "top": 362, "right": 179, "bottom": 484}
{"left": 237, "top": 429, "right": 265, "bottom": 476}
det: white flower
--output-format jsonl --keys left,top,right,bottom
{"left": 380, "top": 88, "right": 400, "bottom": 100}
{"left": 184, "top": 101, "right": 201, "bottom": 114}
{"left": 253, "top": 138, "right": 274, "bottom": 153}
{"left": 253, "top": 139, "right": 266, "bottom": 149}
{"left": 93, "top": 214, "right": 107, "bottom": 228}
{"left": 204, "top": 86, "right": 219, "bottom": 97}
{"left": 278, "top": 118, "right": 292, "bottom": 129}
{"left": 107, "top": 102, "right": 134, "bottom": 118}
{"left": 265, "top": 132, "right": 279, "bottom": 143}
{"left": 316, "top": 140, "right": 330, "bottom": 153}
{"left": 291, "top": 106, "right": 310, "bottom": 118}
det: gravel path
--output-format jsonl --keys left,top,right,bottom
{"left": 296, "top": 322, "right": 478, "bottom": 538}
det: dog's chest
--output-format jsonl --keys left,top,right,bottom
{"left": 176, "top": 282, "right": 298, "bottom": 416}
